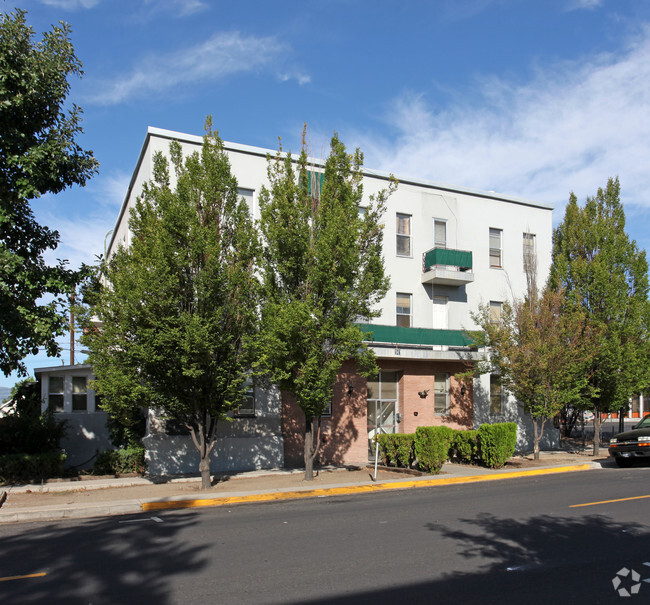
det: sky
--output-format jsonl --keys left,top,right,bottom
{"left": 3, "top": 0, "right": 650, "bottom": 387}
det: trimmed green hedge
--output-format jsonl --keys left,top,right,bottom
{"left": 93, "top": 447, "right": 146, "bottom": 475}
{"left": 450, "top": 429, "right": 479, "bottom": 464}
{"left": 478, "top": 422, "right": 517, "bottom": 469}
{"left": 0, "top": 451, "right": 66, "bottom": 484}
{"left": 414, "top": 426, "right": 455, "bottom": 474}
{"left": 375, "top": 433, "right": 416, "bottom": 468}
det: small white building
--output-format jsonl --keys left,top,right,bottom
{"left": 35, "top": 364, "right": 113, "bottom": 469}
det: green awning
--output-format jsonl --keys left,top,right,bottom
{"left": 423, "top": 248, "right": 472, "bottom": 271}
{"left": 357, "top": 324, "right": 473, "bottom": 347}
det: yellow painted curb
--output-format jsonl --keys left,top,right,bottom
{"left": 141, "top": 464, "right": 591, "bottom": 512}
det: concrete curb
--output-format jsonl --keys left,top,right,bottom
{"left": 0, "top": 462, "right": 595, "bottom": 523}
{"left": 141, "top": 463, "right": 594, "bottom": 512}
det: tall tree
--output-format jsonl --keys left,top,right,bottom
{"left": 472, "top": 287, "right": 596, "bottom": 459}
{"left": 550, "top": 177, "right": 650, "bottom": 455}
{"left": 258, "top": 128, "right": 393, "bottom": 480}
{"left": 85, "top": 123, "right": 260, "bottom": 489}
{"left": 0, "top": 10, "right": 98, "bottom": 375}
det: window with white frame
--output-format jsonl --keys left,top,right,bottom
{"left": 49, "top": 377, "right": 64, "bottom": 412}
{"left": 396, "top": 292, "right": 412, "bottom": 327}
{"left": 434, "top": 373, "right": 449, "bottom": 414}
{"left": 490, "top": 374, "right": 504, "bottom": 414}
{"left": 489, "top": 227, "right": 502, "bottom": 268}
{"left": 489, "top": 301, "right": 503, "bottom": 323}
{"left": 72, "top": 376, "right": 88, "bottom": 412}
{"left": 235, "top": 376, "right": 255, "bottom": 417}
{"left": 396, "top": 213, "right": 411, "bottom": 256}
{"left": 434, "top": 219, "right": 447, "bottom": 248}
{"left": 523, "top": 232, "right": 536, "bottom": 273}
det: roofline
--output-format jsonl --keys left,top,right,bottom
{"left": 34, "top": 364, "right": 93, "bottom": 375}
{"left": 107, "top": 126, "right": 553, "bottom": 254}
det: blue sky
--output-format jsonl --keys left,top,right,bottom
{"left": 3, "top": 0, "right": 650, "bottom": 387}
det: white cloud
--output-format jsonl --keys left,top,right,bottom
{"left": 356, "top": 27, "right": 650, "bottom": 224}
{"left": 566, "top": 0, "right": 603, "bottom": 10}
{"left": 87, "top": 31, "right": 289, "bottom": 105}
{"left": 143, "top": 0, "right": 208, "bottom": 17}
{"left": 40, "top": 0, "right": 100, "bottom": 9}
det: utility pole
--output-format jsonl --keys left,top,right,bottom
{"left": 70, "top": 293, "right": 75, "bottom": 365}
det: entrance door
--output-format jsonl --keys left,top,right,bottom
{"left": 367, "top": 371, "right": 399, "bottom": 458}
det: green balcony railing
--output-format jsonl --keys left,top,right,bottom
{"left": 422, "top": 248, "right": 473, "bottom": 272}
{"left": 357, "top": 324, "right": 474, "bottom": 347}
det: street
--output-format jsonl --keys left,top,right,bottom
{"left": 2, "top": 466, "right": 650, "bottom": 604}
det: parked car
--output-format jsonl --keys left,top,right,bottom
{"left": 608, "top": 414, "right": 650, "bottom": 467}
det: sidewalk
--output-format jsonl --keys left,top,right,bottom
{"left": 0, "top": 450, "right": 610, "bottom": 524}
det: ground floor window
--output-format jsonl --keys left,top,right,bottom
{"left": 72, "top": 376, "right": 88, "bottom": 412}
{"left": 235, "top": 376, "right": 256, "bottom": 417}
{"left": 490, "top": 374, "right": 503, "bottom": 414}
{"left": 48, "top": 377, "right": 64, "bottom": 412}
{"left": 434, "top": 373, "right": 449, "bottom": 414}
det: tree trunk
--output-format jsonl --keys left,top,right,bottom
{"left": 593, "top": 407, "right": 601, "bottom": 456}
{"left": 189, "top": 414, "right": 217, "bottom": 490}
{"left": 303, "top": 417, "right": 321, "bottom": 481}
{"left": 199, "top": 453, "right": 211, "bottom": 490}
{"left": 532, "top": 420, "right": 540, "bottom": 460}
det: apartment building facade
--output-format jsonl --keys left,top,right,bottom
{"left": 103, "top": 126, "right": 556, "bottom": 473}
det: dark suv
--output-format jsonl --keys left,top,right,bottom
{"left": 609, "top": 414, "right": 650, "bottom": 467}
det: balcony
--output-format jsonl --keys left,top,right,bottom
{"left": 421, "top": 247, "right": 474, "bottom": 286}
{"left": 357, "top": 324, "right": 473, "bottom": 347}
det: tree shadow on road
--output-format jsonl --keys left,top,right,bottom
{"left": 0, "top": 511, "right": 208, "bottom": 604}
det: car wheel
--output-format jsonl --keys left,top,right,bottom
{"left": 615, "top": 457, "right": 633, "bottom": 468}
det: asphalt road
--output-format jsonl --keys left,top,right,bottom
{"left": 2, "top": 465, "right": 650, "bottom": 604}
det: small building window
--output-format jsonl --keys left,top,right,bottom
{"left": 49, "top": 377, "right": 64, "bottom": 412}
{"left": 72, "top": 376, "right": 88, "bottom": 412}
{"left": 396, "top": 292, "right": 412, "bottom": 327}
{"left": 489, "top": 228, "right": 502, "bottom": 268}
{"left": 490, "top": 374, "right": 504, "bottom": 414}
{"left": 434, "top": 373, "right": 449, "bottom": 415}
{"left": 396, "top": 213, "right": 412, "bottom": 256}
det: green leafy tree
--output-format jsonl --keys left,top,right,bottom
{"left": 472, "top": 287, "right": 597, "bottom": 459}
{"left": 0, "top": 10, "right": 98, "bottom": 375}
{"left": 85, "top": 122, "right": 261, "bottom": 489}
{"left": 258, "top": 128, "right": 393, "bottom": 480}
{"left": 550, "top": 177, "right": 650, "bottom": 455}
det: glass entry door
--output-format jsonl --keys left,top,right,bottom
{"left": 367, "top": 371, "right": 399, "bottom": 459}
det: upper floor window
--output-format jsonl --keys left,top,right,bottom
{"left": 489, "top": 228, "right": 502, "bottom": 268}
{"left": 523, "top": 232, "right": 536, "bottom": 273}
{"left": 489, "top": 301, "right": 503, "bottom": 323}
{"left": 396, "top": 213, "right": 411, "bottom": 256}
{"left": 434, "top": 373, "right": 449, "bottom": 414}
{"left": 434, "top": 219, "right": 447, "bottom": 249}
{"left": 396, "top": 292, "right": 412, "bottom": 327}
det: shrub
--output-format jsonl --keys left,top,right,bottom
{"left": 414, "top": 426, "right": 454, "bottom": 474}
{"left": 478, "top": 422, "right": 517, "bottom": 469}
{"left": 0, "top": 452, "right": 66, "bottom": 484}
{"left": 450, "top": 429, "right": 479, "bottom": 464}
{"left": 93, "top": 446, "right": 146, "bottom": 475}
{"left": 375, "top": 433, "right": 415, "bottom": 467}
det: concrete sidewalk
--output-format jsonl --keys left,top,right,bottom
{"left": 0, "top": 451, "right": 609, "bottom": 524}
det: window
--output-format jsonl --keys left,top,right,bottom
{"left": 396, "top": 213, "right": 411, "bottom": 256}
{"left": 523, "top": 233, "right": 536, "bottom": 272}
{"left": 489, "top": 301, "right": 502, "bottom": 323}
{"left": 396, "top": 293, "right": 412, "bottom": 327}
{"left": 434, "top": 219, "right": 447, "bottom": 248}
{"left": 490, "top": 374, "right": 503, "bottom": 414}
{"left": 72, "top": 376, "right": 88, "bottom": 412}
{"left": 434, "top": 373, "right": 449, "bottom": 414}
{"left": 236, "top": 376, "right": 255, "bottom": 417}
{"left": 321, "top": 399, "right": 332, "bottom": 417}
{"left": 489, "top": 228, "right": 502, "bottom": 268}
{"left": 49, "top": 377, "right": 64, "bottom": 412}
